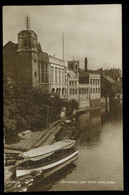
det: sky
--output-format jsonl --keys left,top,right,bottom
{"left": 3, "top": 5, "right": 122, "bottom": 70}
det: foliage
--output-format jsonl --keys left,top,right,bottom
{"left": 3, "top": 74, "right": 66, "bottom": 143}
{"left": 65, "top": 99, "right": 78, "bottom": 117}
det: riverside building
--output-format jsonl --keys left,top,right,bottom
{"left": 49, "top": 55, "right": 67, "bottom": 98}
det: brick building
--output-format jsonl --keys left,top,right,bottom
{"left": 3, "top": 29, "right": 49, "bottom": 92}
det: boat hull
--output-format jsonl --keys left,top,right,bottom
{"left": 16, "top": 150, "right": 78, "bottom": 177}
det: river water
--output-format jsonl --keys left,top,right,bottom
{"left": 32, "top": 104, "right": 123, "bottom": 191}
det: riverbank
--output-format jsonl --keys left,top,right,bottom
{"left": 4, "top": 106, "right": 102, "bottom": 192}
{"left": 4, "top": 118, "right": 64, "bottom": 192}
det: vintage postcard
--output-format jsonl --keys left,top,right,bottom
{"left": 3, "top": 5, "right": 123, "bottom": 191}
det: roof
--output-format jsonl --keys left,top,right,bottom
{"left": 103, "top": 75, "right": 115, "bottom": 83}
{"left": 3, "top": 41, "right": 18, "bottom": 50}
{"left": 22, "top": 139, "right": 76, "bottom": 158}
{"left": 67, "top": 70, "right": 76, "bottom": 77}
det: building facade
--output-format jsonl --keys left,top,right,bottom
{"left": 3, "top": 17, "right": 101, "bottom": 108}
{"left": 67, "top": 70, "right": 79, "bottom": 102}
{"left": 3, "top": 30, "right": 49, "bottom": 92}
{"left": 89, "top": 73, "right": 101, "bottom": 108}
{"left": 79, "top": 83, "right": 90, "bottom": 108}
{"left": 79, "top": 58, "right": 101, "bottom": 108}
{"left": 49, "top": 55, "right": 67, "bottom": 98}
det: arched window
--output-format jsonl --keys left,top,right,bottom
{"left": 62, "top": 88, "right": 65, "bottom": 95}
{"left": 56, "top": 88, "right": 59, "bottom": 95}
{"left": 51, "top": 88, "right": 55, "bottom": 95}
{"left": 59, "top": 88, "right": 61, "bottom": 95}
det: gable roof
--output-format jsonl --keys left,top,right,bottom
{"left": 67, "top": 70, "right": 76, "bottom": 78}
{"left": 103, "top": 75, "right": 115, "bottom": 83}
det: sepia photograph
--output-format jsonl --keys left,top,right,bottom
{"left": 3, "top": 5, "right": 123, "bottom": 191}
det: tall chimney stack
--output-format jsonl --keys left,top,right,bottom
{"left": 85, "top": 57, "right": 88, "bottom": 71}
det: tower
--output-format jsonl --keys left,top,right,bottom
{"left": 17, "top": 15, "right": 39, "bottom": 87}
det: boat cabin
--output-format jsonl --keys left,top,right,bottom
{"left": 17, "top": 139, "right": 77, "bottom": 170}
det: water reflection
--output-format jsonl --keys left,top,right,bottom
{"left": 32, "top": 104, "right": 123, "bottom": 191}
{"left": 101, "top": 104, "right": 122, "bottom": 123}
{"left": 77, "top": 110, "right": 101, "bottom": 148}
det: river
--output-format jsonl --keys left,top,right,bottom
{"left": 31, "top": 104, "right": 123, "bottom": 191}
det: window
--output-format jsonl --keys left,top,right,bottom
{"left": 41, "top": 63, "right": 44, "bottom": 82}
{"left": 70, "top": 89, "right": 72, "bottom": 95}
{"left": 34, "top": 72, "right": 37, "bottom": 77}
{"left": 51, "top": 67, "right": 53, "bottom": 83}
{"left": 55, "top": 68, "right": 57, "bottom": 83}
{"left": 45, "top": 72, "right": 48, "bottom": 82}
{"left": 59, "top": 69, "right": 61, "bottom": 83}
{"left": 96, "top": 88, "right": 97, "bottom": 93}
{"left": 91, "top": 88, "right": 92, "bottom": 93}
{"left": 62, "top": 71, "right": 64, "bottom": 84}
{"left": 62, "top": 88, "right": 65, "bottom": 95}
{"left": 34, "top": 58, "right": 37, "bottom": 63}
{"left": 41, "top": 72, "right": 44, "bottom": 82}
{"left": 90, "top": 79, "right": 92, "bottom": 85}
{"left": 98, "top": 79, "right": 100, "bottom": 85}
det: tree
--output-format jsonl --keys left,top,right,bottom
{"left": 3, "top": 73, "right": 66, "bottom": 143}
{"left": 66, "top": 99, "right": 78, "bottom": 117}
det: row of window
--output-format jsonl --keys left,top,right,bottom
{"left": 69, "top": 81, "right": 77, "bottom": 86}
{"left": 51, "top": 88, "right": 65, "bottom": 95}
{"left": 91, "top": 88, "right": 100, "bottom": 93}
{"left": 51, "top": 68, "right": 65, "bottom": 84}
{"left": 90, "top": 78, "right": 100, "bottom": 85}
{"left": 79, "top": 88, "right": 89, "bottom": 94}
{"left": 69, "top": 88, "right": 78, "bottom": 95}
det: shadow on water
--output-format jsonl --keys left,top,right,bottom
{"left": 28, "top": 160, "right": 77, "bottom": 191}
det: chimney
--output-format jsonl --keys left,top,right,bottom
{"left": 84, "top": 58, "right": 88, "bottom": 71}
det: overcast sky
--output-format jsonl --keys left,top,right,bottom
{"left": 3, "top": 5, "right": 122, "bottom": 70}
